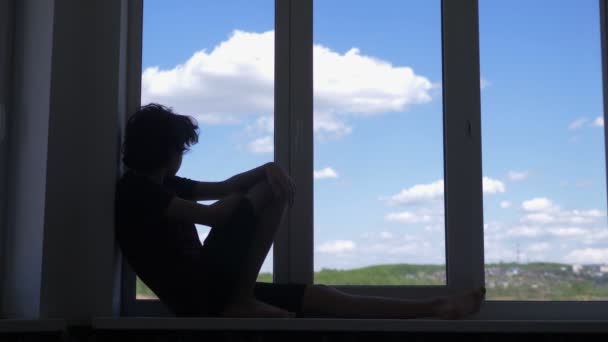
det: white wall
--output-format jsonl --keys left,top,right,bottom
{"left": 1, "top": 0, "right": 126, "bottom": 320}
{"left": 1, "top": 0, "right": 54, "bottom": 319}
{"left": 0, "top": 0, "right": 13, "bottom": 318}
{"left": 39, "top": 0, "right": 123, "bottom": 320}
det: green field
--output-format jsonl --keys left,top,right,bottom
{"left": 136, "top": 262, "right": 608, "bottom": 301}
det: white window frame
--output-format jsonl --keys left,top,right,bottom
{"left": 0, "top": 0, "right": 15, "bottom": 311}
{"left": 122, "top": 0, "right": 608, "bottom": 319}
{"left": 473, "top": 0, "right": 608, "bottom": 320}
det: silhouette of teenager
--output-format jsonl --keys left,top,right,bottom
{"left": 115, "top": 103, "right": 486, "bottom": 318}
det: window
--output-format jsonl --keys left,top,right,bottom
{"left": 313, "top": 0, "right": 447, "bottom": 286}
{"left": 133, "top": 0, "right": 275, "bottom": 301}
{"left": 123, "top": 0, "right": 608, "bottom": 319}
{"left": 480, "top": 0, "right": 608, "bottom": 301}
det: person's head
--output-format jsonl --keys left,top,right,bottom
{"left": 122, "top": 103, "right": 199, "bottom": 176}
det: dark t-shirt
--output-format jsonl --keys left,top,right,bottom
{"left": 114, "top": 170, "right": 203, "bottom": 302}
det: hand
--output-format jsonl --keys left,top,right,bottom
{"left": 264, "top": 162, "right": 295, "bottom": 208}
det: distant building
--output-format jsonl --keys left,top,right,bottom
{"left": 600, "top": 265, "right": 608, "bottom": 274}
{"left": 572, "top": 264, "right": 583, "bottom": 274}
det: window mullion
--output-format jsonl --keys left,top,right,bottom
{"left": 121, "top": 0, "right": 144, "bottom": 316}
{"left": 273, "top": 0, "right": 314, "bottom": 285}
{"left": 441, "top": 0, "right": 485, "bottom": 294}
{"left": 0, "top": 0, "right": 14, "bottom": 310}
{"left": 600, "top": 0, "right": 608, "bottom": 212}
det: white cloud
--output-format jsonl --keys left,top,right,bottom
{"left": 142, "top": 30, "right": 274, "bottom": 121}
{"left": 482, "top": 177, "right": 506, "bottom": 194}
{"left": 386, "top": 243, "right": 431, "bottom": 255}
{"left": 379, "top": 231, "right": 393, "bottom": 239}
{"left": 361, "top": 231, "right": 409, "bottom": 240}
{"left": 568, "top": 117, "right": 589, "bottom": 130}
{"left": 248, "top": 135, "right": 273, "bottom": 154}
{"left": 582, "top": 230, "right": 608, "bottom": 245}
{"left": 480, "top": 78, "right": 491, "bottom": 89}
{"left": 574, "top": 209, "right": 604, "bottom": 218}
{"left": 528, "top": 242, "right": 551, "bottom": 253}
{"left": 520, "top": 201, "right": 604, "bottom": 225}
{"left": 313, "top": 111, "right": 353, "bottom": 141}
{"left": 317, "top": 240, "right": 356, "bottom": 253}
{"left": 481, "top": 199, "right": 606, "bottom": 264}
{"left": 314, "top": 167, "right": 339, "bottom": 180}
{"left": 593, "top": 116, "right": 604, "bottom": 127}
{"left": 424, "top": 224, "right": 443, "bottom": 232}
{"left": 522, "top": 213, "right": 555, "bottom": 224}
{"left": 385, "top": 211, "right": 433, "bottom": 224}
{"left": 142, "top": 30, "right": 434, "bottom": 147}
{"left": 356, "top": 235, "right": 440, "bottom": 260}
{"left": 507, "top": 171, "right": 529, "bottom": 182}
{"left": 484, "top": 221, "right": 504, "bottom": 234}
{"left": 248, "top": 115, "right": 274, "bottom": 133}
{"left": 500, "top": 201, "right": 512, "bottom": 209}
{"left": 547, "top": 227, "right": 588, "bottom": 237}
{"left": 384, "top": 180, "right": 444, "bottom": 205}
{"left": 196, "top": 114, "right": 241, "bottom": 125}
{"left": 506, "top": 225, "right": 544, "bottom": 238}
{"left": 522, "top": 197, "right": 556, "bottom": 212}
{"left": 314, "top": 46, "right": 433, "bottom": 115}
{"left": 385, "top": 177, "right": 504, "bottom": 205}
{"left": 565, "top": 248, "right": 608, "bottom": 264}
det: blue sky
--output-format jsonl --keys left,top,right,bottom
{"left": 142, "top": 0, "right": 608, "bottom": 273}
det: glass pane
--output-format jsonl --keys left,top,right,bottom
{"left": 137, "top": 0, "right": 274, "bottom": 300}
{"left": 480, "top": 0, "right": 608, "bottom": 300}
{"left": 313, "top": 0, "right": 447, "bottom": 285}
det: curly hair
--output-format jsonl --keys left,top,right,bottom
{"left": 122, "top": 103, "right": 199, "bottom": 172}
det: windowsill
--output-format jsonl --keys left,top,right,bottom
{"left": 93, "top": 317, "right": 608, "bottom": 333}
{"left": 0, "top": 319, "right": 66, "bottom": 333}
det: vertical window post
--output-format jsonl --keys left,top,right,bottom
{"left": 120, "top": 0, "right": 148, "bottom": 316}
{"left": 600, "top": 0, "right": 608, "bottom": 211}
{"left": 274, "top": 0, "right": 314, "bottom": 285}
{"left": 441, "top": 0, "right": 485, "bottom": 294}
{"left": 0, "top": 0, "right": 14, "bottom": 309}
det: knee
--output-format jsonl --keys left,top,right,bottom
{"left": 246, "top": 179, "right": 288, "bottom": 215}
{"left": 259, "top": 178, "right": 289, "bottom": 205}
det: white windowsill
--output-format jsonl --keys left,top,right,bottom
{"left": 0, "top": 319, "right": 66, "bottom": 333}
{"left": 93, "top": 317, "right": 608, "bottom": 333}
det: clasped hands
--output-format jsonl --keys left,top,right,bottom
{"left": 263, "top": 162, "right": 296, "bottom": 208}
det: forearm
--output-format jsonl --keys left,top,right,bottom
{"left": 166, "top": 197, "right": 218, "bottom": 227}
{"left": 225, "top": 163, "right": 269, "bottom": 193}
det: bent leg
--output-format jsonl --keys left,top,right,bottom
{"left": 221, "top": 180, "right": 291, "bottom": 317}
{"left": 300, "top": 284, "right": 485, "bottom": 319}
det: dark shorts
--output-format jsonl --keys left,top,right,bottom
{"left": 165, "top": 197, "right": 308, "bottom": 317}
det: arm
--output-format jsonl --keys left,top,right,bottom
{"left": 223, "top": 163, "right": 270, "bottom": 193}
{"left": 190, "top": 180, "right": 240, "bottom": 201}
{"left": 189, "top": 163, "right": 268, "bottom": 201}
{"left": 190, "top": 162, "right": 295, "bottom": 206}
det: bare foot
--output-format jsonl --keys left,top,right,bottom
{"left": 432, "top": 287, "right": 486, "bottom": 319}
{"left": 221, "top": 297, "right": 295, "bottom": 318}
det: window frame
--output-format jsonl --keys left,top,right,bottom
{"left": 472, "top": 0, "right": 608, "bottom": 320}
{"left": 272, "top": 0, "right": 485, "bottom": 300}
{"left": 0, "top": 0, "right": 15, "bottom": 310}
{"left": 122, "top": 0, "right": 608, "bottom": 319}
